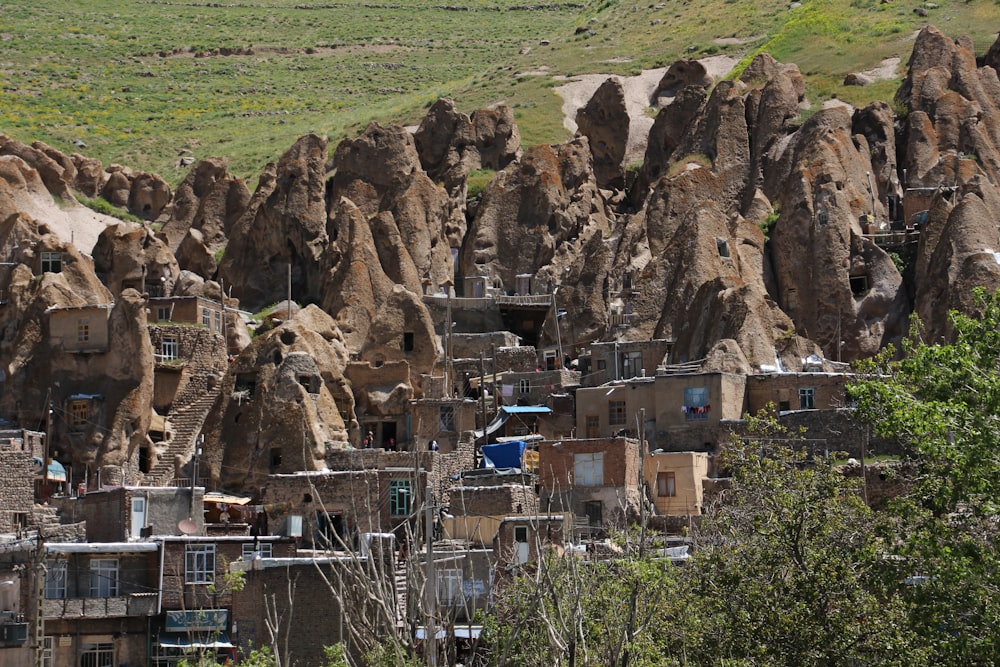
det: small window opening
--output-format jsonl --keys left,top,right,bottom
{"left": 269, "top": 448, "right": 283, "bottom": 470}
{"left": 849, "top": 274, "right": 869, "bottom": 295}
{"left": 716, "top": 238, "right": 730, "bottom": 258}
{"left": 403, "top": 332, "right": 414, "bottom": 352}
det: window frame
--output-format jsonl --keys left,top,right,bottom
{"left": 518, "top": 378, "right": 530, "bottom": 394}
{"left": 439, "top": 405, "right": 455, "bottom": 432}
{"left": 242, "top": 542, "right": 273, "bottom": 560}
{"left": 608, "top": 400, "right": 626, "bottom": 426}
{"left": 585, "top": 415, "right": 600, "bottom": 439}
{"left": 574, "top": 452, "right": 604, "bottom": 487}
{"left": 89, "top": 558, "right": 119, "bottom": 598}
{"left": 160, "top": 337, "right": 178, "bottom": 361}
{"left": 156, "top": 306, "right": 171, "bottom": 322}
{"left": 683, "top": 386, "right": 709, "bottom": 421}
{"left": 389, "top": 480, "right": 413, "bottom": 517}
{"left": 45, "top": 560, "right": 67, "bottom": 599}
{"left": 184, "top": 544, "right": 216, "bottom": 585}
{"left": 69, "top": 400, "right": 90, "bottom": 427}
{"left": 80, "top": 642, "right": 114, "bottom": 667}
{"left": 202, "top": 307, "right": 212, "bottom": 327}
{"left": 77, "top": 318, "right": 90, "bottom": 343}
{"left": 657, "top": 471, "right": 677, "bottom": 498}
{"left": 799, "top": 387, "right": 816, "bottom": 409}
{"left": 437, "top": 568, "right": 464, "bottom": 607}
{"left": 40, "top": 252, "right": 62, "bottom": 274}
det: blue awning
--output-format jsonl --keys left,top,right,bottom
{"left": 33, "top": 458, "right": 66, "bottom": 482}
{"left": 501, "top": 405, "right": 551, "bottom": 414}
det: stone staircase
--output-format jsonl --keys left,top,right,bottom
{"left": 144, "top": 384, "right": 221, "bottom": 486}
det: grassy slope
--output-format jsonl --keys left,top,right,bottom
{"left": 1, "top": 0, "right": 998, "bottom": 184}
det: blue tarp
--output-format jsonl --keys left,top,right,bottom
{"left": 481, "top": 440, "right": 527, "bottom": 469}
{"left": 501, "top": 405, "right": 552, "bottom": 414}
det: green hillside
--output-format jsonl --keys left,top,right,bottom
{"left": 1, "top": 0, "right": 998, "bottom": 183}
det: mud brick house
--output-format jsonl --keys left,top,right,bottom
{"left": 42, "top": 541, "right": 160, "bottom": 667}
{"left": 575, "top": 371, "right": 747, "bottom": 451}
{"left": 643, "top": 451, "right": 711, "bottom": 517}
{"left": 494, "top": 514, "right": 571, "bottom": 575}
{"left": 231, "top": 555, "right": 389, "bottom": 666}
{"left": 53, "top": 486, "right": 206, "bottom": 542}
{"left": 146, "top": 295, "right": 225, "bottom": 336}
{"left": 537, "top": 437, "right": 642, "bottom": 535}
{"left": 579, "top": 339, "right": 674, "bottom": 386}
{"left": 0, "top": 434, "right": 36, "bottom": 532}
{"left": 745, "top": 372, "right": 850, "bottom": 414}
{"left": 262, "top": 460, "right": 430, "bottom": 549}
{"left": 47, "top": 303, "right": 112, "bottom": 354}
{"left": 156, "top": 535, "right": 296, "bottom": 664}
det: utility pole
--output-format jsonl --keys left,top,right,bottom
{"left": 286, "top": 262, "right": 292, "bottom": 320}
{"left": 424, "top": 485, "right": 437, "bottom": 666}
{"left": 478, "top": 352, "right": 487, "bottom": 464}
{"left": 32, "top": 529, "right": 45, "bottom": 667}
{"left": 552, "top": 287, "right": 563, "bottom": 368}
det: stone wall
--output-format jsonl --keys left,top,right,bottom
{"left": 449, "top": 483, "right": 538, "bottom": 517}
{"left": 148, "top": 324, "right": 227, "bottom": 413}
{"left": 0, "top": 441, "right": 34, "bottom": 533}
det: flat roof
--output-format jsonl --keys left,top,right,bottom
{"left": 47, "top": 542, "right": 158, "bottom": 553}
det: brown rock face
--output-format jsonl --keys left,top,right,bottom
{"left": 160, "top": 157, "right": 250, "bottom": 252}
{"left": 92, "top": 222, "right": 180, "bottom": 298}
{"left": 102, "top": 167, "right": 132, "bottom": 208}
{"left": 176, "top": 228, "right": 218, "bottom": 279}
{"left": 576, "top": 78, "right": 629, "bottom": 190}
{"left": 898, "top": 25, "right": 1000, "bottom": 187}
{"left": 915, "top": 186, "right": 1000, "bottom": 341}
{"left": 460, "top": 137, "right": 614, "bottom": 295}
{"left": 635, "top": 85, "right": 708, "bottom": 200}
{"left": 71, "top": 153, "right": 105, "bottom": 198}
{"left": 359, "top": 284, "right": 439, "bottom": 381}
{"left": 220, "top": 134, "right": 329, "bottom": 311}
{"left": 620, "top": 165, "right": 803, "bottom": 367}
{"left": 654, "top": 59, "right": 714, "bottom": 100}
{"left": 0, "top": 135, "right": 73, "bottom": 200}
{"left": 330, "top": 122, "right": 454, "bottom": 293}
{"left": 413, "top": 98, "right": 521, "bottom": 192}
{"left": 765, "top": 107, "right": 907, "bottom": 360}
{"left": 127, "top": 172, "right": 172, "bottom": 221}
{"left": 203, "top": 313, "right": 354, "bottom": 493}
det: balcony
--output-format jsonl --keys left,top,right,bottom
{"left": 43, "top": 592, "right": 158, "bottom": 619}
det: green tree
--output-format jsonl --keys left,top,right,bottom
{"left": 849, "top": 287, "right": 1000, "bottom": 663}
{"left": 678, "top": 414, "right": 921, "bottom": 666}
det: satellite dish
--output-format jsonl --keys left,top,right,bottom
{"left": 178, "top": 518, "right": 198, "bottom": 535}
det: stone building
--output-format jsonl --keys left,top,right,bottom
{"left": 53, "top": 486, "right": 206, "bottom": 542}
{"left": 537, "top": 437, "right": 641, "bottom": 534}
{"left": 579, "top": 339, "right": 674, "bottom": 386}
{"left": 494, "top": 514, "right": 570, "bottom": 574}
{"left": 0, "top": 434, "right": 36, "bottom": 533}
{"left": 147, "top": 295, "right": 225, "bottom": 336}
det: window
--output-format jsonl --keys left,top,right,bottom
{"left": 574, "top": 452, "right": 604, "bottom": 487}
{"left": 513, "top": 526, "right": 528, "bottom": 543}
{"left": 45, "top": 561, "right": 66, "bottom": 599}
{"left": 403, "top": 332, "right": 414, "bottom": 352}
{"left": 80, "top": 642, "right": 114, "bottom": 667}
{"left": 799, "top": 387, "right": 816, "bottom": 410}
{"left": 716, "top": 238, "right": 730, "bottom": 258}
{"left": 89, "top": 558, "right": 118, "bottom": 597}
{"left": 202, "top": 307, "right": 211, "bottom": 327}
{"left": 585, "top": 415, "right": 600, "bottom": 438}
{"left": 214, "top": 310, "right": 222, "bottom": 332}
{"left": 608, "top": 400, "right": 626, "bottom": 426}
{"left": 389, "top": 480, "right": 412, "bottom": 517}
{"left": 70, "top": 400, "right": 90, "bottom": 427}
{"left": 147, "top": 282, "right": 163, "bottom": 298}
{"left": 269, "top": 448, "right": 283, "bottom": 470}
{"left": 439, "top": 406, "right": 455, "bottom": 432}
{"left": 597, "top": 359, "right": 606, "bottom": 370}
{"left": 584, "top": 501, "right": 603, "bottom": 527}
{"left": 850, "top": 274, "right": 869, "bottom": 295}
{"left": 438, "top": 568, "right": 463, "bottom": 607}
{"left": 185, "top": 544, "right": 215, "bottom": 584}
{"left": 683, "top": 386, "right": 709, "bottom": 421}
{"left": 160, "top": 337, "right": 178, "bottom": 361}
{"left": 657, "top": 472, "right": 676, "bottom": 497}
{"left": 156, "top": 306, "right": 171, "bottom": 322}
{"left": 242, "top": 542, "right": 273, "bottom": 560}
{"left": 42, "top": 637, "right": 53, "bottom": 667}
{"left": 40, "top": 252, "right": 62, "bottom": 274}
{"left": 518, "top": 379, "right": 530, "bottom": 394}
{"left": 77, "top": 318, "right": 90, "bottom": 343}
{"left": 622, "top": 351, "right": 642, "bottom": 379}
